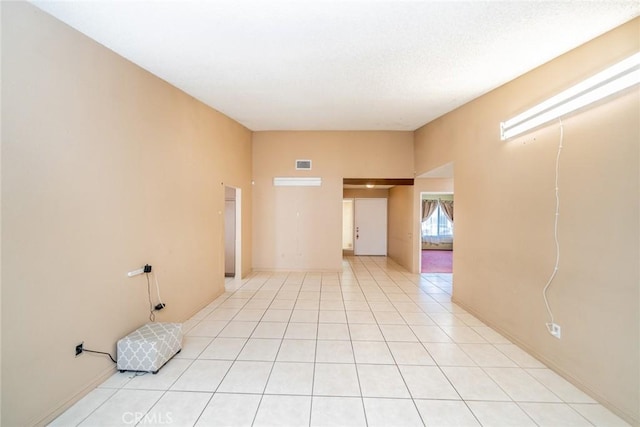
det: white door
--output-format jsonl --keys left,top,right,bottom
{"left": 354, "top": 198, "right": 387, "bottom": 255}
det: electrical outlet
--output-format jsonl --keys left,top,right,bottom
{"left": 75, "top": 342, "right": 84, "bottom": 357}
{"left": 547, "top": 323, "right": 561, "bottom": 339}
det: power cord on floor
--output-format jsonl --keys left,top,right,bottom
{"left": 542, "top": 119, "right": 563, "bottom": 332}
{"left": 83, "top": 348, "right": 117, "bottom": 364}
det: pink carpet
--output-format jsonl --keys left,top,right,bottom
{"left": 421, "top": 250, "right": 453, "bottom": 273}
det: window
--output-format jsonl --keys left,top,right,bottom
{"left": 422, "top": 204, "right": 453, "bottom": 240}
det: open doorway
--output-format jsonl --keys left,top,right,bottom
{"left": 224, "top": 186, "right": 242, "bottom": 278}
{"left": 420, "top": 193, "right": 453, "bottom": 273}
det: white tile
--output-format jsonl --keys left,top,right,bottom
{"left": 494, "top": 344, "right": 545, "bottom": 368}
{"left": 380, "top": 324, "right": 419, "bottom": 342}
{"left": 319, "top": 310, "right": 348, "bottom": 323}
{"left": 218, "top": 298, "right": 249, "bottom": 309}
{"left": 320, "top": 300, "right": 345, "bottom": 310}
{"left": 237, "top": 338, "right": 281, "bottom": 361}
{"left": 217, "top": 361, "right": 273, "bottom": 393}
{"left": 467, "top": 401, "right": 537, "bottom": 427}
{"left": 181, "top": 318, "right": 199, "bottom": 334}
{"left": 295, "top": 299, "right": 320, "bottom": 310}
{"left": 442, "top": 366, "right": 510, "bottom": 401}
{"left": 317, "top": 323, "right": 351, "bottom": 340}
{"left": 195, "top": 393, "right": 261, "bottom": 427}
{"left": 344, "top": 301, "right": 370, "bottom": 310}
{"left": 298, "top": 291, "right": 321, "bottom": 300}
{"left": 349, "top": 324, "right": 384, "bottom": 341}
{"left": 459, "top": 343, "right": 518, "bottom": 367}
{"left": 441, "top": 326, "right": 487, "bottom": 343}
{"left": 262, "top": 309, "right": 292, "bottom": 322}
{"left": 275, "top": 290, "right": 299, "bottom": 300}
{"left": 170, "top": 360, "right": 232, "bottom": 392}
{"left": 49, "top": 388, "right": 116, "bottom": 427}
{"left": 174, "top": 336, "right": 212, "bottom": 359}
{"left": 352, "top": 341, "right": 394, "bottom": 364}
{"left": 244, "top": 299, "right": 272, "bottom": 309}
{"left": 97, "top": 371, "right": 132, "bottom": 389}
{"left": 484, "top": 367, "right": 561, "bottom": 402}
{"left": 456, "top": 313, "right": 486, "bottom": 327}
{"left": 124, "top": 359, "right": 191, "bottom": 390}
{"left": 316, "top": 340, "right": 354, "bottom": 363}
{"left": 313, "top": 363, "right": 361, "bottom": 397}
{"left": 78, "top": 389, "right": 163, "bottom": 426}
{"left": 285, "top": 322, "right": 317, "bottom": 339}
{"left": 414, "top": 399, "right": 481, "bottom": 427}
{"left": 265, "top": 362, "right": 314, "bottom": 395}
{"left": 398, "top": 365, "right": 459, "bottom": 399}
{"left": 362, "top": 398, "right": 423, "bottom": 427}
{"left": 253, "top": 395, "right": 311, "bottom": 427}
{"left": 401, "top": 312, "right": 435, "bottom": 325}
{"left": 357, "top": 364, "right": 410, "bottom": 398}
{"left": 365, "top": 294, "right": 390, "bottom": 304}
{"left": 217, "top": 321, "right": 258, "bottom": 338}
{"left": 570, "top": 404, "right": 631, "bottom": 427}
{"left": 199, "top": 337, "right": 246, "bottom": 360}
{"left": 423, "top": 343, "right": 476, "bottom": 366}
{"left": 519, "top": 402, "right": 592, "bottom": 426}
{"left": 429, "top": 312, "right": 466, "bottom": 326}
{"left": 277, "top": 339, "right": 316, "bottom": 362}
{"left": 143, "top": 391, "right": 211, "bottom": 427}
{"left": 410, "top": 325, "right": 453, "bottom": 343}
{"left": 233, "top": 308, "right": 266, "bottom": 321}
{"left": 374, "top": 311, "right": 407, "bottom": 324}
{"left": 346, "top": 311, "right": 377, "bottom": 324}
{"left": 204, "top": 308, "right": 240, "bottom": 321}
{"left": 251, "top": 322, "right": 287, "bottom": 338}
{"left": 311, "top": 396, "right": 367, "bottom": 427}
{"left": 269, "top": 299, "right": 295, "bottom": 310}
{"left": 290, "top": 310, "right": 319, "bottom": 323}
{"left": 526, "top": 369, "right": 596, "bottom": 403}
{"left": 186, "top": 320, "right": 228, "bottom": 337}
{"left": 472, "top": 326, "right": 511, "bottom": 344}
{"left": 393, "top": 302, "right": 424, "bottom": 313}
{"left": 388, "top": 342, "right": 435, "bottom": 365}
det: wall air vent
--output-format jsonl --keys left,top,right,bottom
{"left": 295, "top": 159, "right": 312, "bottom": 170}
{"left": 273, "top": 177, "right": 322, "bottom": 187}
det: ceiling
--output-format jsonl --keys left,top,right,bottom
{"left": 31, "top": 1, "right": 639, "bottom": 132}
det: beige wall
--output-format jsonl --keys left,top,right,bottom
{"left": 387, "top": 185, "right": 414, "bottom": 270}
{"left": 252, "top": 131, "right": 413, "bottom": 271}
{"left": 414, "top": 19, "right": 639, "bottom": 424}
{"left": 1, "top": 3, "right": 252, "bottom": 426}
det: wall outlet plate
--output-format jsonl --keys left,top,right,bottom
{"left": 547, "top": 323, "right": 561, "bottom": 339}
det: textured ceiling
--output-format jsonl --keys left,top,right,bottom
{"left": 31, "top": 1, "right": 639, "bottom": 131}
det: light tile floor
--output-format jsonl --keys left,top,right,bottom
{"left": 51, "top": 257, "right": 630, "bottom": 426}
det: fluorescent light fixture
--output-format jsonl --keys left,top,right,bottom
{"left": 273, "top": 177, "right": 322, "bottom": 187}
{"left": 501, "top": 52, "right": 640, "bottom": 140}
{"left": 365, "top": 184, "right": 375, "bottom": 188}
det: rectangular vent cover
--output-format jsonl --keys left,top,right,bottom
{"left": 295, "top": 159, "right": 312, "bottom": 170}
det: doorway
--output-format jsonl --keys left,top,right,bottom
{"left": 354, "top": 198, "right": 388, "bottom": 256}
{"left": 420, "top": 193, "right": 453, "bottom": 273}
{"left": 224, "top": 186, "right": 242, "bottom": 278}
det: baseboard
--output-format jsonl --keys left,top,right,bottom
{"left": 452, "top": 297, "right": 639, "bottom": 427}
